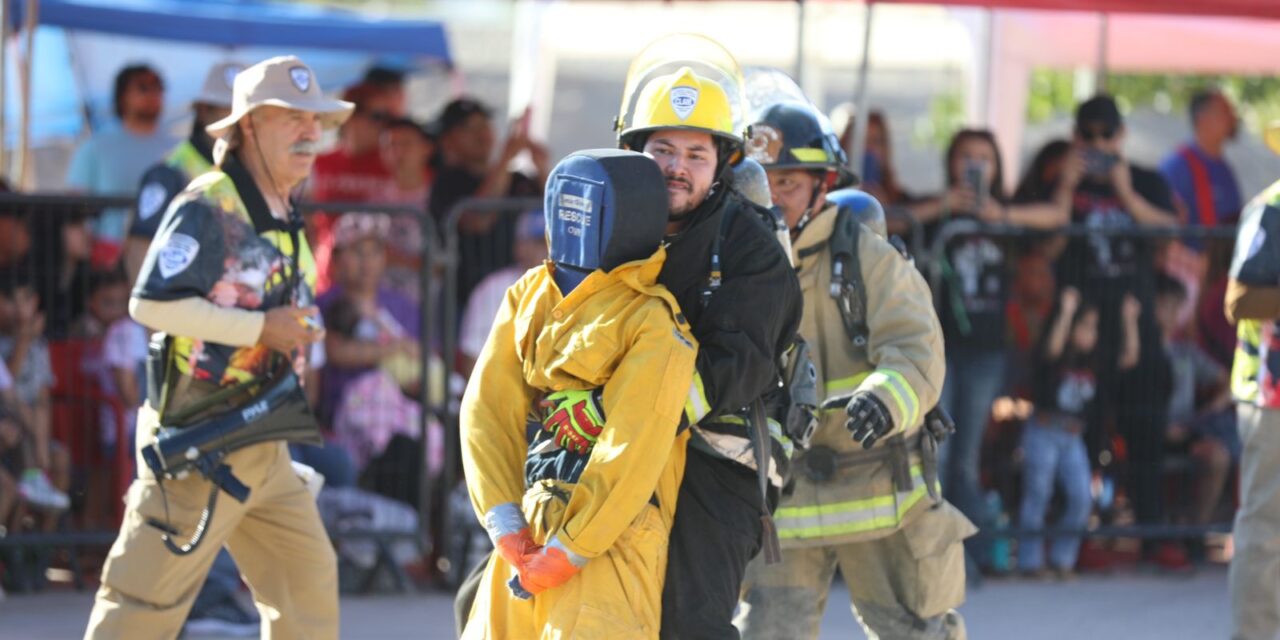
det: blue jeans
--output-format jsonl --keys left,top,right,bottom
{"left": 1018, "top": 416, "right": 1093, "bottom": 571}
{"left": 939, "top": 348, "right": 1006, "bottom": 562}
{"left": 289, "top": 440, "right": 357, "bottom": 489}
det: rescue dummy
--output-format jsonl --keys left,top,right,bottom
{"left": 460, "top": 149, "right": 698, "bottom": 639}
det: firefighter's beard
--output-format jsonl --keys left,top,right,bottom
{"left": 666, "top": 176, "right": 710, "bottom": 220}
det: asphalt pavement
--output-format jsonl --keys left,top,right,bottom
{"left": 0, "top": 566, "right": 1229, "bottom": 639}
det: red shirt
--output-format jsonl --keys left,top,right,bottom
{"left": 307, "top": 148, "right": 395, "bottom": 294}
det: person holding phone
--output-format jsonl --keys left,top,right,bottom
{"left": 910, "top": 129, "right": 1070, "bottom": 576}
{"left": 430, "top": 99, "right": 551, "bottom": 305}
{"left": 1058, "top": 94, "right": 1186, "bottom": 570}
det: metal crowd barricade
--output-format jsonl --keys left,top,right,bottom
{"left": 0, "top": 192, "right": 137, "bottom": 591}
{"left": 438, "top": 196, "right": 541, "bottom": 586}
{"left": 924, "top": 218, "right": 1242, "bottom": 547}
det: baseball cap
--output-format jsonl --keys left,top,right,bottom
{"left": 436, "top": 97, "right": 492, "bottom": 135}
{"left": 193, "top": 61, "right": 244, "bottom": 109}
{"left": 205, "top": 55, "right": 354, "bottom": 137}
{"left": 333, "top": 213, "right": 391, "bottom": 249}
{"left": 1075, "top": 95, "right": 1122, "bottom": 132}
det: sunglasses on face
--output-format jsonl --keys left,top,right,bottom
{"left": 1078, "top": 125, "right": 1116, "bottom": 142}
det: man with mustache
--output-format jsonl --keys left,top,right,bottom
{"left": 541, "top": 39, "right": 802, "bottom": 638}
{"left": 85, "top": 56, "right": 352, "bottom": 640}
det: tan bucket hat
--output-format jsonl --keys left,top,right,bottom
{"left": 193, "top": 61, "right": 245, "bottom": 109}
{"left": 205, "top": 55, "right": 354, "bottom": 136}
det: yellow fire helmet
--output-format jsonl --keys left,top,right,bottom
{"left": 616, "top": 34, "right": 748, "bottom": 155}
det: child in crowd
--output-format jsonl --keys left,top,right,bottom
{"left": 73, "top": 269, "right": 148, "bottom": 454}
{"left": 1019, "top": 287, "right": 1141, "bottom": 578}
{"left": 0, "top": 270, "right": 69, "bottom": 512}
{"left": 1154, "top": 273, "right": 1238, "bottom": 558}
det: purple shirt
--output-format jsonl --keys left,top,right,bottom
{"left": 1159, "top": 143, "right": 1242, "bottom": 227}
{"left": 316, "top": 285, "right": 420, "bottom": 423}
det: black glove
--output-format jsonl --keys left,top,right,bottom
{"left": 923, "top": 406, "right": 956, "bottom": 443}
{"left": 844, "top": 392, "right": 894, "bottom": 450}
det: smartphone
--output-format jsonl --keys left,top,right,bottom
{"left": 965, "top": 159, "right": 986, "bottom": 214}
{"left": 1083, "top": 148, "right": 1118, "bottom": 178}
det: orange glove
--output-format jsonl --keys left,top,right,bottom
{"left": 496, "top": 528, "right": 539, "bottom": 569}
{"left": 484, "top": 503, "right": 539, "bottom": 569}
{"left": 514, "top": 537, "right": 586, "bottom": 596}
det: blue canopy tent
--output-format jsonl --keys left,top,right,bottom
{"left": 9, "top": 0, "right": 453, "bottom": 58}
{"left": 2, "top": 0, "right": 452, "bottom": 182}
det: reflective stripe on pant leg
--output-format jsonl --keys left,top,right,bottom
{"left": 773, "top": 465, "right": 932, "bottom": 540}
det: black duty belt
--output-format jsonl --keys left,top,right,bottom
{"left": 797, "top": 429, "right": 941, "bottom": 503}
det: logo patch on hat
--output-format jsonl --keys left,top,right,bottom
{"left": 670, "top": 86, "right": 699, "bottom": 120}
{"left": 137, "top": 182, "right": 168, "bottom": 222}
{"left": 289, "top": 66, "right": 311, "bottom": 93}
{"left": 157, "top": 233, "right": 200, "bottom": 279}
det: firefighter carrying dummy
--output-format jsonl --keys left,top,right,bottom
{"left": 460, "top": 149, "right": 698, "bottom": 639}
{"left": 736, "top": 80, "right": 975, "bottom": 640}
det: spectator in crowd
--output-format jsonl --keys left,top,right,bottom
{"left": 1020, "top": 288, "right": 1140, "bottom": 579}
{"left": 1059, "top": 94, "right": 1183, "bottom": 569}
{"left": 0, "top": 270, "right": 69, "bottom": 512}
{"left": 318, "top": 214, "right": 421, "bottom": 424}
{"left": 429, "top": 98, "right": 548, "bottom": 303}
{"left": 1154, "top": 273, "right": 1238, "bottom": 562}
{"left": 458, "top": 210, "right": 546, "bottom": 377}
{"left": 378, "top": 117, "right": 436, "bottom": 302}
{"left": 71, "top": 270, "right": 146, "bottom": 455}
{"left": 832, "top": 106, "right": 911, "bottom": 207}
{"left": 125, "top": 61, "right": 241, "bottom": 284}
{"left": 1013, "top": 139, "right": 1072, "bottom": 206}
{"left": 0, "top": 180, "right": 30, "bottom": 271}
{"left": 65, "top": 64, "right": 177, "bottom": 267}
{"left": 0, "top": 361, "right": 22, "bottom": 535}
{"left": 1197, "top": 239, "right": 1237, "bottom": 370}
{"left": 309, "top": 82, "right": 399, "bottom": 293}
{"left": 361, "top": 65, "right": 408, "bottom": 118}
{"left": 319, "top": 213, "right": 438, "bottom": 504}
{"left": 832, "top": 106, "right": 922, "bottom": 238}
{"left": 29, "top": 212, "right": 92, "bottom": 340}
{"left": 907, "top": 129, "right": 1067, "bottom": 572}
{"left": 1006, "top": 248, "right": 1057, "bottom": 399}
{"left": 1160, "top": 90, "right": 1242, "bottom": 228}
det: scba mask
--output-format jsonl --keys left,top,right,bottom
{"left": 544, "top": 149, "right": 671, "bottom": 295}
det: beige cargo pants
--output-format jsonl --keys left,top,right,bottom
{"left": 84, "top": 405, "right": 338, "bottom": 640}
{"left": 737, "top": 502, "right": 973, "bottom": 640}
{"left": 1230, "top": 404, "right": 1280, "bottom": 640}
